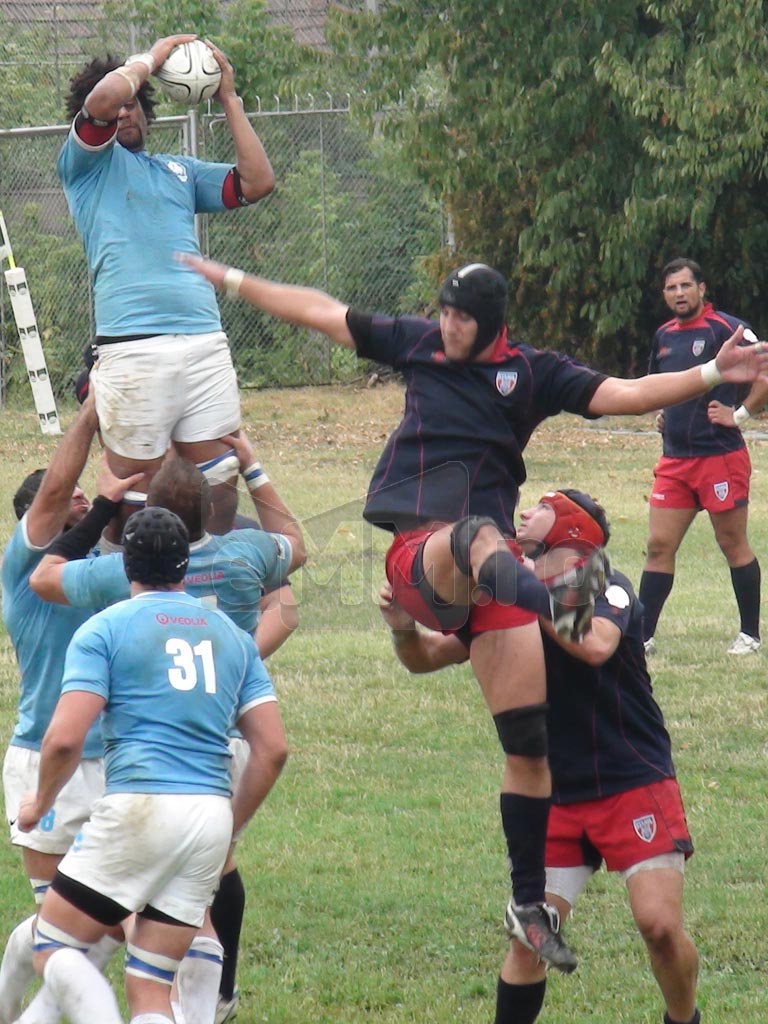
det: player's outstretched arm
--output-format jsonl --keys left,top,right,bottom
{"left": 588, "top": 326, "right": 768, "bottom": 416}
{"left": 30, "top": 453, "right": 145, "bottom": 603}
{"left": 204, "top": 39, "right": 275, "bottom": 202}
{"left": 176, "top": 254, "right": 356, "bottom": 348}
{"left": 220, "top": 431, "right": 307, "bottom": 573}
{"left": 25, "top": 394, "right": 99, "bottom": 549}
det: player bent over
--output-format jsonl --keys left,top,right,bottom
{"left": 381, "top": 489, "right": 701, "bottom": 1024}
{"left": 16, "top": 508, "right": 287, "bottom": 1024}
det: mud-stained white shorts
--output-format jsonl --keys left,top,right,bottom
{"left": 57, "top": 792, "right": 233, "bottom": 927}
{"left": 3, "top": 745, "right": 104, "bottom": 855}
{"left": 92, "top": 331, "right": 241, "bottom": 460}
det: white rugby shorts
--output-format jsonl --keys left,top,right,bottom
{"left": 92, "top": 331, "right": 241, "bottom": 460}
{"left": 57, "top": 791, "right": 233, "bottom": 927}
{"left": 3, "top": 745, "right": 105, "bottom": 855}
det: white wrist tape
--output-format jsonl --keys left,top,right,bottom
{"left": 125, "top": 52, "right": 156, "bottom": 74}
{"left": 243, "top": 462, "right": 270, "bottom": 492}
{"left": 111, "top": 66, "right": 139, "bottom": 98}
{"left": 733, "top": 405, "right": 751, "bottom": 427}
{"left": 223, "top": 267, "right": 245, "bottom": 298}
{"left": 700, "top": 359, "right": 723, "bottom": 388}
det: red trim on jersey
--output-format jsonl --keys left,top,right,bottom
{"left": 221, "top": 169, "right": 241, "bottom": 209}
{"left": 664, "top": 302, "right": 733, "bottom": 333}
{"left": 75, "top": 113, "right": 117, "bottom": 147}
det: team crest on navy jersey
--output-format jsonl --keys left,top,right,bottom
{"left": 691, "top": 338, "right": 705, "bottom": 357}
{"left": 633, "top": 814, "right": 657, "bottom": 843}
{"left": 713, "top": 481, "right": 729, "bottom": 501}
{"left": 495, "top": 370, "right": 518, "bottom": 396}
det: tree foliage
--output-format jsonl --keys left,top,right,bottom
{"left": 328, "top": 0, "right": 768, "bottom": 371}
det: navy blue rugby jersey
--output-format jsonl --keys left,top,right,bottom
{"left": 543, "top": 569, "right": 675, "bottom": 805}
{"left": 649, "top": 303, "right": 749, "bottom": 458}
{"left": 348, "top": 311, "right": 606, "bottom": 533}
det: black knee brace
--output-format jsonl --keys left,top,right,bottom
{"left": 493, "top": 704, "right": 549, "bottom": 757}
{"left": 450, "top": 515, "right": 499, "bottom": 576}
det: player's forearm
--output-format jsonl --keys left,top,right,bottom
{"left": 231, "top": 750, "right": 287, "bottom": 835}
{"left": 33, "top": 739, "right": 83, "bottom": 822}
{"left": 222, "top": 95, "right": 275, "bottom": 201}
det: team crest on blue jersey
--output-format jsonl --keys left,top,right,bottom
{"left": 691, "top": 338, "right": 705, "bottom": 357}
{"left": 495, "top": 371, "right": 518, "bottom": 396}
{"left": 714, "top": 481, "right": 729, "bottom": 502}
{"left": 633, "top": 814, "right": 657, "bottom": 843}
{"left": 165, "top": 160, "right": 188, "bottom": 183}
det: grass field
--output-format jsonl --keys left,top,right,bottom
{"left": 0, "top": 384, "right": 766, "bottom": 1023}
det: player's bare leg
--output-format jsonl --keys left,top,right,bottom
{"left": 175, "top": 437, "right": 240, "bottom": 535}
{"left": 627, "top": 868, "right": 699, "bottom": 1024}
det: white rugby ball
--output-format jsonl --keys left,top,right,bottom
{"left": 155, "top": 40, "right": 222, "bottom": 105}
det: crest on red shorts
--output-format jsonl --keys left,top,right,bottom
{"left": 692, "top": 339, "right": 705, "bottom": 356}
{"left": 496, "top": 371, "right": 518, "bottom": 396}
{"left": 633, "top": 814, "right": 657, "bottom": 843}
{"left": 714, "top": 481, "right": 729, "bottom": 502}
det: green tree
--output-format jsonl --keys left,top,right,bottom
{"left": 328, "top": 1, "right": 768, "bottom": 371}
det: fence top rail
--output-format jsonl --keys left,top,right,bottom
{"left": 0, "top": 114, "right": 193, "bottom": 139}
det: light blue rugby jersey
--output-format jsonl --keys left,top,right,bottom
{"left": 57, "top": 126, "right": 232, "bottom": 336}
{"left": 1, "top": 518, "right": 103, "bottom": 757}
{"left": 61, "top": 530, "right": 292, "bottom": 634}
{"left": 62, "top": 591, "right": 275, "bottom": 795}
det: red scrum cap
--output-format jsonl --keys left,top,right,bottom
{"left": 538, "top": 489, "right": 610, "bottom": 551}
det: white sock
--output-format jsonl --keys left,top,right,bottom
{"left": 130, "top": 1015, "right": 174, "bottom": 1023}
{"left": 170, "top": 998, "right": 186, "bottom": 1024}
{"left": 43, "top": 947, "right": 123, "bottom": 1024}
{"left": 0, "top": 913, "right": 37, "bottom": 1023}
{"left": 13, "top": 984, "right": 61, "bottom": 1024}
{"left": 87, "top": 933, "right": 123, "bottom": 971}
{"left": 176, "top": 937, "right": 223, "bottom": 1024}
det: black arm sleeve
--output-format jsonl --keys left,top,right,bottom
{"left": 345, "top": 308, "right": 373, "bottom": 352}
{"left": 47, "top": 496, "right": 122, "bottom": 561}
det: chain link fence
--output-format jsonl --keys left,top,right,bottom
{"left": 0, "top": 2, "right": 444, "bottom": 409}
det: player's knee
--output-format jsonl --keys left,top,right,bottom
{"left": 125, "top": 942, "right": 181, "bottom": 986}
{"left": 493, "top": 704, "right": 548, "bottom": 758}
{"left": 450, "top": 515, "right": 499, "bottom": 576}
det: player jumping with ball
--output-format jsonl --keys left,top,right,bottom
{"left": 59, "top": 34, "right": 275, "bottom": 538}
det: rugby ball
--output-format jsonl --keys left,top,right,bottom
{"left": 155, "top": 40, "right": 222, "bottom": 105}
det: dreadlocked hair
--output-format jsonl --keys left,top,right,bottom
{"left": 65, "top": 54, "right": 157, "bottom": 123}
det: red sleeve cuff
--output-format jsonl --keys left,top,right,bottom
{"left": 75, "top": 112, "right": 117, "bottom": 147}
{"left": 221, "top": 169, "right": 241, "bottom": 209}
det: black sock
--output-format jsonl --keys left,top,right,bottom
{"left": 210, "top": 867, "right": 246, "bottom": 1000}
{"left": 663, "top": 1009, "right": 700, "bottom": 1024}
{"left": 495, "top": 977, "right": 546, "bottom": 1024}
{"left": 638, "top": 570, "right": 674, "bottom": 639}
{"left": 730, "top": 558, "right": 761, "bottom": 639}
{"left": 500, "top": 792, "right": 549, "bottom": 906}
{"left": 476, "top": 551, "right": 550, "bottom": 617}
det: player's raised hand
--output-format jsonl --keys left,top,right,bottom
{"left": 149, "top": 34, "right": 199, "bottom": 70}
{"left": 96, "top": 452, "right": 145, "bottom": 503}
{"left": 176, "top": 252, "right": 229, "bottom": 289}
{"left": 220, "top": 431, "right": 255, "bottom": 473}
{"left": 202, "top": 39, "right": 236, "bottom": 100}
{"left": 714, "top": 325, "right": 768, "bottom": 382}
